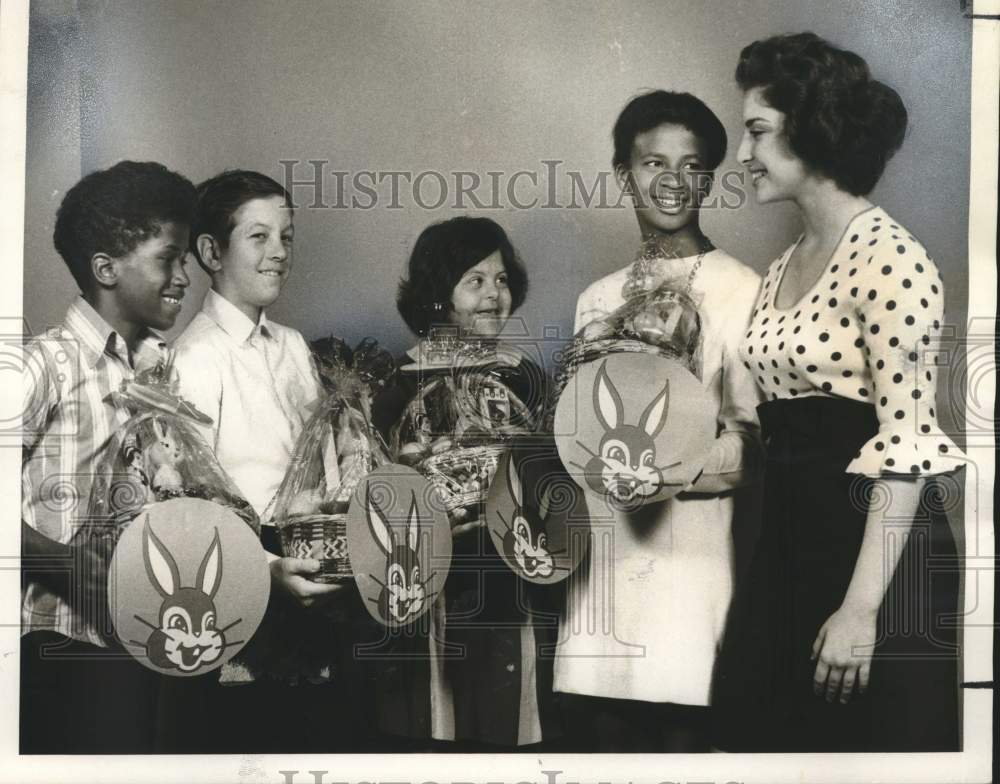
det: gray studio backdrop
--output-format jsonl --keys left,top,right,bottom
{"left": 24, "top": 0, "right": 971, "bottom": 440}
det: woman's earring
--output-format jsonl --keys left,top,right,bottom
{"left": 431, "top": 302, "right": 446, "bottom": 314}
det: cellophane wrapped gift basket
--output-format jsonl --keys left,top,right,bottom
{"left": 271, "top": 337, "right": 396, "bottom": 581}
{"left": 554, "top": 238, "right": 705, "bottom": 396}
{"left": 389, "top": 335, "right": 538, "bottom": 527}
{"left": 82, "top": 353, "right": 258, "bottom": 548}
{"left": 551, "top": 237, "right": 717, "bottom": 508}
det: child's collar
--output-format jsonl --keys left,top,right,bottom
{"left": 67, "top": 296, "right": 166, "bottom": 368}
{"left": 203, "top": 288, "right": 273, "bottom": 343}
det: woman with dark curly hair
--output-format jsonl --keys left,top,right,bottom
{"left": 370, "top": 216, "right": 556, "bottom": 751}
{"left": 712, "top": 32, "right": 965, "bottom": 752}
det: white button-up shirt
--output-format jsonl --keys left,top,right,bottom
{"left": 173, "top": 289, "right": 321, "bottom": 520}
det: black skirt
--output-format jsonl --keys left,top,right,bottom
{"left": 712, "top": 397, "right": 960, "bottom": 752}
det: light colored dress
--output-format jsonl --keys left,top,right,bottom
{"left": 554, "top": 249, "right": 763, "bottom": 705}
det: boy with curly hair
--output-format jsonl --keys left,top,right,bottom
{"left": 21, "top": 160, "right": 196, "bottom": 753}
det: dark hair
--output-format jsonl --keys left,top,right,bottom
{"left": 53, "top": 161, "right": 197, "bottom": 293}
{"left": 612, "top": 90, "right": 728, "bottom": 171}
{"left": 396, "top": 216, "right": 528, "bottom": 337}
{"left": 735, "top": 32, "right": 907, "bottom": 195}
{"left": 190, "top": 170, "right": 292, "bottom": 273}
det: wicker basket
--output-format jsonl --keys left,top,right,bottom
{"left": 276, "top": 513, "right": 352, "bottom": 582}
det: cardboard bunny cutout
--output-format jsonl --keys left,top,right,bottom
{"left": 138, "top": 524, "right": 230, "bottom": 673}
{"left": 109, "top": 497, "right": 269, "bottom": 676}
{"left": 364, "top": 488, "right": 427, "bottom": 624}
{"left": 345, "top": 465, "right": 451, "bottom": 627}
{"left": 485, "top": 441, "right": 590, "bottom": 583}
{"left": 554, "top": 353, "right": 715, "bottom": 508}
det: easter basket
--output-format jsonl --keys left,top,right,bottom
{"left": 270, "top": 337, "right": 395, "bottom": 581}
{"left": 81, "top": 353, "right": 258, "bottom": 547}
{"left": 389, "top": 337, "right": 538, "bottom": 525}
{"left": 552, "top": 242, "right": 717, "bottom": 509}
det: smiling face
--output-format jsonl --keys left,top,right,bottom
{"left": 737, "top": 87, "right": 811, "bottom": 205}
{"left": 211, "top": 195, "right": 294, "bottom": 322}
{"left": 509, "top": 514, "right": 554, "bottom": 578}
{"left": 619, "top": 123, "right": 712, "bottom": 237}
{"left": 113, "top": 220, "right": 191, "bottom": 333}
{"left": 156, "top": 588, "right": 224, "bottom": 672}
{"left": 449, "top": 250, "right": 512, "bottom": 337}
{"left": 384, "top": 546, "right": 425, "bottom": 623}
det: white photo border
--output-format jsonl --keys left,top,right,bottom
{"left": 0, "top": 1, "right": 994, "bottom": 782}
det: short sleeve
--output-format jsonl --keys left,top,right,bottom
{"left": 846, "top": 236, "right": 965, "bottom": 477}
{"left": 573, "top": 289, "right": 598, "bottom": 333}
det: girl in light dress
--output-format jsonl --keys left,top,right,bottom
{"left": 554, "top": 90, "right": 764, "bottom": 752}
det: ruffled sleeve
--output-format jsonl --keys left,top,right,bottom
{"left": 845, "top": 230, "right": 966, "bottom": 477}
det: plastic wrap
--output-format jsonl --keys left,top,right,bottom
{"left": 552, "top": 255, "right": 714, "bottom": 508}
{"left": 82, "top": 354, "right": 258, "bottom": 545}
{"left": 389, "top": 338, "right": 538, "bottom": 525}
{"left": 270, "top": 337, "right": 395, "bottom": 581}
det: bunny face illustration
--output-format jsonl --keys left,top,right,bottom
{"left": 137, "top": 523, "right": 239, "bottom": 673}
{"left": 499, "top": 454, "right": 554, "bottom": 579}
{"left": 365, "top": 488, "right": 427, "bottom": 625}
{"left": 582, "top": 360, "right": 679, "bottom": 506}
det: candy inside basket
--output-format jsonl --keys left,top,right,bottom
{"left": 390, "top": 357, "right": 538, "bottom": 525}
{"left": 270, "top": 337, "right": 395, "bottom": 581}
{"left": 82, "top": 354, "right": 258, "bottom": 547}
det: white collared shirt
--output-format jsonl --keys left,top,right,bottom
{"left": 172, "top": 289, "right": 322, "bottom": 520}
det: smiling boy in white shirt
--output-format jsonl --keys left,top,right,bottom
{"left": 169, "top": 170, "right": 352, "bottom": 751}
{"left": 174, "top": 170, "right": 336, "bottom": 600}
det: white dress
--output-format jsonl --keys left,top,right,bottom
{"left": 553, "top": 249, "right": 763, "bottom": 705}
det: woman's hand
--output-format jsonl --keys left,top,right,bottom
{"left": 269, "top": 556, "right": 346, "bottom": 608}
{"left": 811, "top": 603, "right": 878, "bottom": 704}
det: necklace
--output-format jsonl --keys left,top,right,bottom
{"left": 622, "top": 234, "right": 713, "bottom": 301}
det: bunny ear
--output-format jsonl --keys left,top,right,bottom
{"left": 506, "top": 454, "right": 523, "bottom": 506}
{"left": 593, "top": 361, "right": 623, "bottom": 432}
{"left": 196, "top": 528, "right": 223, "bottom": 599}
{"left": 405, "top": 490, "right": 421, "bottom": 552}
{"left": 143, "top": 519, "right": 180, "bottom": 598}
{"left": 537, "top": 482, "right": 553, "bottom": 522}
{"left": 365, "top": 484, "right": 394, "bottom": 555}
{"left": 153, "top": 418, "right": 166, "bottom": 439}
{"left": 639, "top": 379, "right": 670, "bottom": 439}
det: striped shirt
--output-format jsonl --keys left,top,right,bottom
{"left": 21, "top": 297, "right": 167, "bottom": 646}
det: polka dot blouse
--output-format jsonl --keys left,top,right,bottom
{"left": 739, "top": 207, "right": 965, "bottom": 477}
